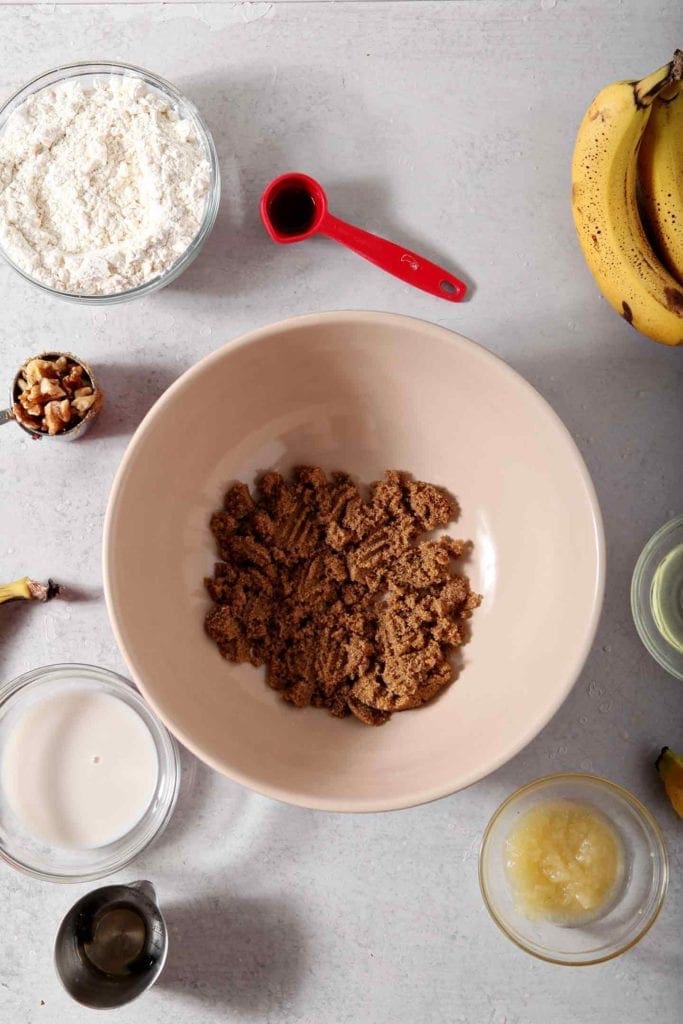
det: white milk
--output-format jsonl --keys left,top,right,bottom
{"left": 1, "top": 690, "right": 159, "bottom": 849}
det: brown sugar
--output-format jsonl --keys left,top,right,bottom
{"left": 205, "top": 468, "right": 480, "bottom": 726}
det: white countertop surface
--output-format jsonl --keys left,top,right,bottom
{"left": 1, "top": 3, "right": 681, "bottom": 1022}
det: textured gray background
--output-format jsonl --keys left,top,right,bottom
{"left": 0, "top": 3, "right": 681, "bottom": 1023}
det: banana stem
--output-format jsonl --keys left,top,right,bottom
{"left": 0, "top": 576, "right": 60, "bottom": 604}
{"left": 635, "top": 49, "right": 683, "bottom": 107}
{"left": 674, "top": 48, "right": 683, "bottom": 80}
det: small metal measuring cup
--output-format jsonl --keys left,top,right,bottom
{"left": 54, "top": 880, "right": 167, "bottom": 1009}
{"left": 1, "top": 350, "right": 102, "bottom": 440}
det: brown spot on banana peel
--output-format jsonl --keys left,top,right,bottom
{"left": 591, "top": 233, "right": 599, "bottom": 249}
{"left": 664, "top": 287, "right": 683, "bottom": 314}
{"left": 622, "top": 301, "right": 634, "bottom": 323}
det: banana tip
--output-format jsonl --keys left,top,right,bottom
{"left": 26, "top": 577, "right": 61, "bottom": 602}
{"left": 655, "top": 746, "right": 670, "bottom": 772}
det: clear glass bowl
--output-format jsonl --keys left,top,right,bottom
{"left": 631, "top": 516, "right": 683, "bottom": 680}
{"left": 0, "top": 62, "right": 221, "bottom": 304}
{"left": 0, "top": 664, "right": 180, "bottom": 882}
{"left": 479, "top": 774, "right": 668, "bottom": 965}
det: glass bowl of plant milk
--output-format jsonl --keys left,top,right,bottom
{"left": 0, "top": 664, "right": 180, "bottom": 881}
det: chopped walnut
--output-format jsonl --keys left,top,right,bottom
{"left": 12, "top": 402, "right": 40, "bottom": 432}
{"left": 39, "top": 377, "right": 66, "bottom": 400}
{"left": 72, "top": 392, "right": 97, "bottom": 415}
{"left": 22, "top": 383, "right": 43, "bottom": 405}
{"left": 62, "top": 365, "right": 85, "bottom": 394}
{"left": 24, "top": 358, "right": 57, "bottom": 384}
{"left": 44, "top": 400, "right": 70, "bottom": 435}
{"left": 12, "top": 353, "right": 103, "bottom": 436}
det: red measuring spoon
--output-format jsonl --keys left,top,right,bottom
{"left": 260, "top": 173, "right": 467, "bottom": 302}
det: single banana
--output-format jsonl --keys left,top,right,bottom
{"left": 638, "top": 81, "right": 683, "bottom": 284}
{"left": 655, "top": 746, "right": 683, "bottom": 818}
{"left": 571, "top": 52, "right": 683, "bottom": 346}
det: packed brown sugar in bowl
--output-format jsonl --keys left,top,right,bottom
{"left": 204, "top": 467, "right": 481, "bottom": 726}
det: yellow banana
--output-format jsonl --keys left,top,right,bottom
{"left": 571, "top": 53, "right": 683, "bottom": 346}
{"left": 655, "top": 746, "right": 683, "bottom": 818}
{"left": 0, "top": 576, "right": 60, "bottom": 603}
{"left": 638, "top": 81, "right": 683, "bottom": 284}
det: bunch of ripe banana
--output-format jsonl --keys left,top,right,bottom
{"left": 572, "top": 50, "right": 683, "bottom": 346}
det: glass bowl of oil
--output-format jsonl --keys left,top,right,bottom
{"left": 631, "top": 516, "right": 683, "bottom": 681}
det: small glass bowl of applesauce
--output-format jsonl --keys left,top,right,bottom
{"left": 479, "top": 773, "right": 668, "bottom": 965}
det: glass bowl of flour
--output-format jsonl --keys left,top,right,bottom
{"left": 0, "top": 62, "right": 220, "bottom": 303}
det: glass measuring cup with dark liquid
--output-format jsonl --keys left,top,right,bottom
{"left": 54, "top": 880, "right": 167, "bottom": 1009}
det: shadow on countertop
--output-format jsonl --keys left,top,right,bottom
{"left": 477, "top": 322, "right": 683, "bottom": 820}
{"left": 150, "top": 750, "right": 215, "bottom": 855}
{"left": 171, "top": 72, "right": 475, "bottom": 301}
{"left": 0, "top": 584, "right": 101, "bottom": 676}
{"left": 160, "top": 894, "right": 306, "bottom": 1013}
{"left": 0, "top": 600, "right": 36, "bottom": 678}
{"left": 83, "top": 361, "right": 179, "bottom": 441}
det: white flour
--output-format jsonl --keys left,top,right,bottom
{"left": 0, "top": 75, "right": 211, "bottom": 295}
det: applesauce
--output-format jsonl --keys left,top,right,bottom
{"left": 505, "top": 799, "right": 624, "bottom": 924}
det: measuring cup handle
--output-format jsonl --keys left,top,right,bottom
{"left": 1, "top": 407, "right": 15, "bottom": 426}
{"left": 319, "top": 213, "right": 467, "bottom": 302}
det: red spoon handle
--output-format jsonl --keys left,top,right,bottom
{"left": 319, "top": 212, "right": 467, "bottom": 302}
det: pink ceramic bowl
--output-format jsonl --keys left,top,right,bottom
{"left": 104, "top": 312, "right": 604, "bottom": 811}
